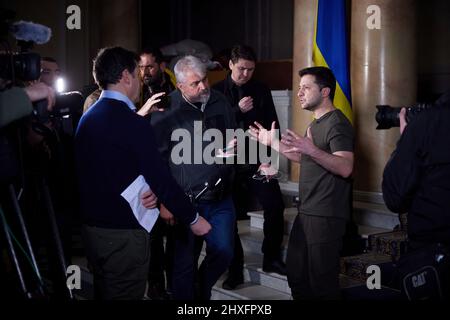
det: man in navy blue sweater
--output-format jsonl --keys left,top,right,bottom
{"left": 75, "top": 47, "right": 210, "bottom": 300}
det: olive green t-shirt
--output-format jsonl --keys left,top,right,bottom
{"left": 298, "top": 109, "right": 354, "bottom": 219}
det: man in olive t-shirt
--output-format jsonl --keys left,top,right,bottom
{"left": 250, "top": 66, "right": 354, "bottom": 299}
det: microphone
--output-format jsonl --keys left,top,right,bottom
{"left": 11, "top": 21, "right": 52, "bottom": 44}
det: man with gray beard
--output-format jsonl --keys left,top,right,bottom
{"left": 150, "top": 55, "right": 237, "bottom": 300}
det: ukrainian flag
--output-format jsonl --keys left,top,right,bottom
{"left": 313, "top": 0, "right": 353, "bottom": 124}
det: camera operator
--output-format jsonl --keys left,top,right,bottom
{"left": 1, "top": 81, "right": 55, "bottom": 295}
{"left": 382, "top": 95, "right": 450, "bottom": 298}
{"left": 382, "top": 99, "right": 450, "bottom": 247}
{"left": 1, "top": 82, "right": 55, "bottom": 185}
{"left": 39, "top": 57, "right": 61, "bottom": 89}
{"left": 0, "top": 82, "right": 55, "bottom": 128}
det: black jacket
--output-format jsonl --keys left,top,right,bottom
{"left": 213, "top": 74, "right": 280, "bottom": 130}
{"left": 214, "top": 74, "right": 280, "bottom": 172}
{"left": 141, "top": 71, "right": 175, "bottom": 110}
{"left": 150, "top": 89, "right": 237, "bottom": 201}
{"left": 382, "top": 104, "right": 450, "bottom": 245}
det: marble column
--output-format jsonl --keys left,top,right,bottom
{"left": 351, "top": 0, "right": 417, "bottom": 193}
{"left": 290, "top": 0, "right": 317, "bottom": 181}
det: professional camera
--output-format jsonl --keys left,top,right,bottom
{"left": 375, "top": 103, "right": 432, "bottom": 130}
{"left": 1, "top": 10, "right": 76, "bottom": 300}
{"left": 33, "top": 91, "right": 84, "bottom": 124}
{"left": 0, "top": 51, "right": 41, "bottom": 82}
{"left": 0, "top": 9, "right": 50, "bottom": 86}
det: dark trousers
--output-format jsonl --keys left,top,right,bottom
{"left": 286, "top": 213, "right": 346, "bottom": 300}
{"left": 148, "top": 217, "right": 174, "bottom": 292}
{"left": 228, "top": 177, "right": 285, "bottom": 277}
{"left": 81, "top": 225, "right": 150, "bottom": 300}
{"left": 171, "top": 197, "right": 235, "bottom": 300}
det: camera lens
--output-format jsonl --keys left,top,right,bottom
{"left": 375, "top": 105, "right": 401, "bottom": 130}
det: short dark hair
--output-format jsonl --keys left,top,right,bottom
{"left": 42, "top": 56, "right": 57, "bottom": 64}
{"left": 299, "top": 66, "right": 336, "bottom": 101}
{"left": 230, "top": 44, "right": 257, "bottom": 64}
{"left": 93, "top": 47, "right": 139, "bottom": 90}
{"left": 140, "top": 46, "right": 164, "bottom": 64}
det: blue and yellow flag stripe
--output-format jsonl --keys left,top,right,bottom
{"left": 312, "top": 0, "right": 353, "bottom": 124}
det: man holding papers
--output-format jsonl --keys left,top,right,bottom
{"left": 75, "top": 47, "right": 210, "bottom": 300}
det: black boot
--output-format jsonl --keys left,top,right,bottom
{"left": 263, "top": 258, "right": 287, "bottom": 276}
{"left": 222, "top": 273, "right": 244, "bottom": 290}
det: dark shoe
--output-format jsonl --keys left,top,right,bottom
{"left": 222, "top": 275, "right": 244, "bottom": 290}
{"left": 263, "top": 259, "right": 287, "bottom": 276}
{"left": 147, "top": 284, "right": 170, "bottom": 300}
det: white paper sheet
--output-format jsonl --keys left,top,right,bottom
{"left": 120, "top": 175, "right": 159, "bottom": 233}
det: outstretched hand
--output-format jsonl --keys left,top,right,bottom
{"left": 282, "top": 127, "right": 317, "bottom": 156}
{"left": 249, "top": 121, "right": 277, "bottom": 147}
{"left": 137, "top": 92, "right": 166, "bottom": 116}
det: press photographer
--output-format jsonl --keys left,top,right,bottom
{"left": 382, "top": 92, "right": 450, "bottom": 300}
{"left": 375, "top": 92, "right": 450, "bottom": 130}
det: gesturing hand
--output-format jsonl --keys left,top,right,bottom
{"left": 282, "top": 127, "right": 317, "bottom": 156}
{"left": 249, "top": 121, "right": 277, "bottom": 147}
{"left": 137, "top": 92, "right": 166, "bottom": 116}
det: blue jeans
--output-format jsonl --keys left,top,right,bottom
{"left": 171, "top": 196, "right": 236, "bottom": 300}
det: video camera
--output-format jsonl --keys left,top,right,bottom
{"left": 32, "top": 91, "right": 84, "bottom": 130}
{"left": 1, "top": 9, "right": 83, "bottom": 133}
{"left": 0, "top": 9, "right": 77, "bottom": 300}
{"left": 0, "top": 9, "right": 50, "bottom": 86}
{"left": 0, "top": 51, "right": 41, "bottom": 83}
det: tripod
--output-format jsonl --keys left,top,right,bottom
{"left": 1, "top": 183, "right": 45, "bottom": 298}
{"left": 0, "top": 120, "right": 74, "bottom": 300}
{"left": 1, "top": 177, "right": 74, "bottom": 299}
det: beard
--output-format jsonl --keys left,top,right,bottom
{"left": 191, "top": 88, "right": 211, "bottom": 104}
{"left": 301, "top": 95, "right": 322, "bottom": 111}
{"left": 143, "top": 70, "right": 163, "bottom": 87}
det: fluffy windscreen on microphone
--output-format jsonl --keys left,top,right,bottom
{"left": 11, "top": 21, "right": 52, "bottom": 45}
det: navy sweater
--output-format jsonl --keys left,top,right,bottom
{"left": 75, "top": 98, "right": 196, "bottom": 229}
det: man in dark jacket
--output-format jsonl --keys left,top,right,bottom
{"left": 139, "top": 46, "right": 177, "bottom": 300}
{"left": 382, "top": 98, "right": 450, "bottom": 248}
{"left": 213, "top": 44, "right": 286, "bottom": 290}
{"left": 151, "top": 55, "right": 237, "bottom": 300}
{"left": 382, "top": 96, "right": 450, "bottom": 300}
{"left": 75, "top": 47, "right": 210, "bottom": 300}
{"left": 139, "top": 47, "right": 175, "bottom": 110}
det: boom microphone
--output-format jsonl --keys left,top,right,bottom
{"left": 11, "top": 21, "right": 51, "bottom": 44}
